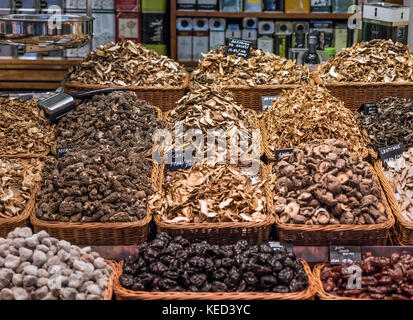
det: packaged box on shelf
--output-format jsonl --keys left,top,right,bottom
{"left": 242, "top": 29, "right": 257, "bottom": 49}
{"left": 311, "top": 0, "right": 331, "bottom": 13}
{"left": 0, "top": 45, "right": 15, "bottom": 57}
{"left": 258, "top": 21, "right": 274, "bottom": 53}
{"left": 142, "top": 13, "right": 166, "bottom": 44}
{"left": 363, "top": 3, "right": 410, "bottom": 24}
{"left": 101, "top": 0, "right": 114, "bottom": 10}
{"left": 275, "top": 21, "right": 292, "bottom": 58}
{"left": 244, "top": 0, "right": 262, "bottom": 12}
{"left": 334, "top": 23, "right": 347, "bottom": 55}
{"left": 13, "top": 0, "right": 39, "bottom": 13}
{"left": 310, "top": 20, "right": 333, "bottom": 50}
{"left": 145, "top": 44, "right": 166, "bottom": 56}
{"left": 292, "top": 21, "right": 309, "bottom": 48}
{"left": 225, "top": 24, "right": 241, "bottom": 44}
{"left": 92, "top": 11, "right": 116, "bottom": 50}
{"left": 177, "top": 17, "right": 193, "bottom": 62}
{"left": 65, "top": 0, "right": 77, "bottom": 10}
{"left": 116, "top": 11, "right": 141, "bottom": 43}
{"left": 177, "top": 0, "right": 195, "bottom": 11}
{"left": 332, "top": 0, "right": 355, "bottom": 13}
{"left": 39, "top": 0, "right": 63, "bottom": 12}
{"left": 193, "top": 18, "right": 209, "bottom": 62}
{"left": 220, "top": 0, "right": 242, "bottom": 12}
{"left": 141, "top": 0, "right": 165, "bottom": 13}
{"left": 115, "top": 0, "right": 139, "bottom": 12}
{"left": 285, "top": 0, "right": 309, "bottom": 13}
{"left": 243, "top": 17, "right": 258, "bottom": 30}
{"left": 209, "top": 18, "right": 225, "bottom": 51}
{"left": 197, "top": 0, "right": 217, "bottom": 11}
{"left": 263, "top": 0, "right": 283, "bottom": 12}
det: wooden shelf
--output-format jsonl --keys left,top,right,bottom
{"left": 176, "top": 11, "right": 352, "bottom": 20}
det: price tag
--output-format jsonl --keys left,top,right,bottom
{"left": 167, "top": 150, "right": 194, "bottom": 171}
{"left": 275, "top": 148, "right": 294, "bottom": 162}
{"left": 56, "top": 146, "right": 70, "bottom": 158}
{"left": 358, "top": 103, "right": 378, "bottom": 115}
{"left": 269, "top": 241, "right": 294, "bottom": 253}
{"left": 378, "top": 143, "right": 406, "bottom": 166}
{"left": 227, "top": 39, "right": 252, "bottom": 58}
{"left": 261, "top": 96, "right": 279, "bottom": 111}
{"left": 329, "top": 245, "right": 361, "bottom": 265}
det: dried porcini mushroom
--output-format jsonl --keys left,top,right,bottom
{"left": 317, "top": 39, "right": 413, "bottom": 83}
{"left": 65, "top": 41, "right": 187, "bottom": 87}
{"left": 321, "top": 252, "right": 413, "bottom": 300}
{"left": 0, "top": 158, "right": 43, "bottom": 219}
{"left": 120, "top": 233, "right": 309, "bottom": 293}
{"left": 384, "top": 147, "right": 413, "bottom": 222}
{"left": 262, "top": 85, "right": 369, "bottom": 159}
{"left": 357, "top": 97, "right": 413, "bottom": 151}
{"left": 36, "top": 146, "right": 153, "bottom": 223}
{"left": 191, "top": 46, "right": 309, "bottom": 87}
{"left": 271, "top": 139, "right": 387, "bottom": 225}
{"left": 0, "top": 97, "right": 55, "bottom": 155}
{"left": 56, "top": 91, "right": 164, "bottom": 153}
{"left": 149, "top": 161, "right": 266, "bottom": 224}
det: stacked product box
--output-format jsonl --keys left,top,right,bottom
{"left": 115, "top": 0, "right": 141, "bottom": 44}
{"left": 141, "top": 0, "right": 167, "bottom": 56}
{"left": 0, "top": 0, "right": 11, "bottom": 57}
{"left": 91, "top": 0, "right": 116, "bottom": 50}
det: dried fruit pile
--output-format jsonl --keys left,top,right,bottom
{"left": 191, "top": 47, "right": 309, "bottom": 87}
{"left": 271, "top": 139, "right": 387, "bottom": 225}
{"left": 120, "top": 233, "right": 309, "bottom": 293}
{"left": 65, "top": 41, "right": 187, "bottom": 87}
{"left": 0, "top": 228, "right": 112, "bottom": 300}
{"left": 36, "top": 146, "right": 153, "bottom": 223}
{"left": 0, "top": 158, "right": 42, "bottom": 219}
{"left": 357, "top": 97, "right": 413, "bottom": 151}
{"left": 262, "top": 85, "right": 369, "bottom": 159}
{"left": 57, "top": 91, "right": 164, "bottom": 153}
{"left": 384, "top": 147, "right": 413, "bottom": 222}
{"left": 150, "top": 161, "right": 266, "bottom": 223}
{"left": 317, "top": 39, "right": 413, "bottom": 83}
{"left": 0, "top": 97, "right": 55, "bottom": 155}
{"left": 321, "top": 252, "right": 413, "bottom": 300}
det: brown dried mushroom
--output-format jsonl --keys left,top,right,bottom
{"left": 0, "top": 158, "right": 43, "bottom": 219}
{"left": 316, "top": 39, "right": 413, "bottom": 83}
{"left": 271, "top": 139, "right": 387, "bottom": 225}
{"left": 191, "top": 46, "right": 309, "bottom": 87}
{"left": 0, "top": 98, "right": 55, "bottom": 155}
{"left": 36, "top": 146, "right": 153, "bottom": 223}
{"left": 149, "top": 161, "right": 267, "bottom": 223}
{"left": 262, "top": 85, "right": 369, "bottom": 159}
{"left": 65, "top": 41, "right": 187, "bottom": 87}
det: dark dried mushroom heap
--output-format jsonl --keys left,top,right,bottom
{"left": 262, "top": 85, "right": 369, "bottom": 159}
{"left": 65, "top": 41, "right": 187, "bottom": 87}
{"left": 57, "top": 91, "right": 164, "bottom": 153}
{"left": 321, "top": 252, "right": 413, "bottom": 300}
{"left": 317, "top": 39, "right": 413, "bottom": 83}
{"left": 149, "top": 161, "right": 266, "bottom": 223}
{"left": 271, "top": 139, "right": 388, "bottom": 225}
{"left": 191, "top": 46, "right": 309, "bottom": 87}
{"left": 36, "top": 146, "right": 153, "bottom": 223}
{"left": 0, "top": 97, "right": 55, "bottom": 155}
{"left": 120, "top": 233, "right": 309, "bottom": 293}
{"left": 357, "top": 97, "right": 413, "bottom": 151}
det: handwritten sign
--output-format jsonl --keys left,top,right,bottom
{"left": 227, "top": 39, "right": 252, "bottom": 58}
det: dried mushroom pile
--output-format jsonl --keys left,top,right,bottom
{"left": 0, "top": 98, "right": 55, "bottom": 155}
{"left": 357, "top": 97, "right": 413, "bottom": 151}
{"left": 57, "top": 91, "right": 164, "bottom": 153}
{"left": 150, "top": 161, "right": 266, "bottom": 223}
{"left": 321, "top": 252, "right": 413, "bottom": 300}
{"left": 317, "top": 39, "right": 413, "bottom": 83}
{"left": 120, "top": 233, "right": 309, "bottom": 293}
{"left": 271, "top": 139, "right": 387, "bottom": 225}
{"left": 191, "top": 47, "right": 309, "bottom": 87}
{"left": 384, "top": 147, "right": 413, "bottom": 222}
{"left": 262, "top": 85, "right": 369, "bottom": 158}
{"left": 65, "top": 41, "right": 187, "bottom": 87}
{"left": 36, "top": 146, "right": 153, "bottom": 223}
{"left": 0, "top": 228, "right": 112, "bottom": 300}
{"left": 0, "top": 158, "right": 42, "bottom": 219}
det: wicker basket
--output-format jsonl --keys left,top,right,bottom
{"left": 153, "top": 162, "right": 274, "bottom": 245}
{"left": 102, "top": 260, "right": 117, "bottom": 300}
{"left": 64, "top": 73, "right": 189, "bottom": 112}
{"left": 114, "top": 259, "right": 316, "bottom": 300}
{"left": 268, "top": 163, "right": 395, "bottom": 246}
{"left": 374, "top": 160, "right": 413, "bottom": 245}
{"left": 30, "top": 162, "right": 160, "bottom": 246}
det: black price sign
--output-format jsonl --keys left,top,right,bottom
{"left": 269, "top": 241, "right": 294, "bottom": 253}
{"left": 227, "top": 39, "right": 252, "bottom": 58}
{"left": 261, "top": 96, "right": 279, "bottom": 111}
{"left": 167, "top": 150, "right": 194, "bottom": 171}
{"left": 329, "top": 245, "right": 361, "bottom": 265}
{"left": 56, "top": 146, "right": 70, "bottom": 158}
{"left": 378, "top": 143, "right": 405, "bottom": 166}
{"left": 358, "top": 103, "right": 378, "bottom": 115}
{"left": 275, "top": 148, "right": 294, "bottom": 161}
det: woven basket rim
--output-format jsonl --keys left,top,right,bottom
{"left": 268, "top": 162, "right": 395, "bottom": 232}
{"left": 114, "top": 259, "right": 316, "bottom": 300}
{"left": 312, "top": 73, "right": 413, "bottom": 87}
{"left": 103, "top": 259, "right": 117, "bottom": 300}
{"left": 188, "top": 81, "right": 301, "bottom": 90}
